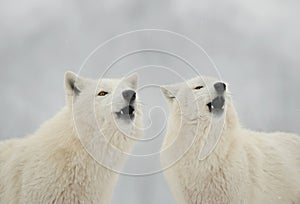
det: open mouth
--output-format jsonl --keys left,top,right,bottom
{"left": 115, "top": 105, "right": 135, "bottom": 120}
{"left": 207, "top": 96, "right": 225, "bottom": 113}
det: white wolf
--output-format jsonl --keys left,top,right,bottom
{"left": 0, "top": 71, "right": 143, "bottom": 203}
{"left": 160, "top": 76, "right": 300, "bottom": 204}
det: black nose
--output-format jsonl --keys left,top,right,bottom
{"left": 214, "top": 82, "right": 226, "bottom": 94}
{"left": 122, "top": 90, "right": 136, "bottom": 102}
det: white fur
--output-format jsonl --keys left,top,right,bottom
{"left": 0, "top": 72, "right": 143, "bottom": 203}
{"left": 161, "top": 76, "right": 300, "bottom": 204}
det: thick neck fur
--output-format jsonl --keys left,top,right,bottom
{"left": 30, "top": 106, "right": 121, "bottom": 201}
{"left": 32, "top": 107, "right": 80, "bottom": 150}
{"left": 162, "top": 100, "right": 241, "bottom": 170}
{"left": 199, "top": 101, "right": 240, "bottom": 166}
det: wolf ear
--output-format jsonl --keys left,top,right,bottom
{"left": 160, "top": 85, "right": 177, "bottom": 101}
{"left": 125, "top": 73, "right": 138, "bottom": 90}
{"left": 64, "top": 71, "right": 81, "bottom": 96}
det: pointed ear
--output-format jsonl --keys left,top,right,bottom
{"left": 64, "top": 71, "right": 81, "bottom": 96}
{"left": 160, "top": 85, "right": 177, "bottom": 101}
{"left": 125, "top": 73, "right": 138, "bottom": 89}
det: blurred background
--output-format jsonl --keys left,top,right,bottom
{"left": 0, "top": 0, "right": 299, "bottom": 203}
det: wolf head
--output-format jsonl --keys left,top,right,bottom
{"left": 161, "top": 76, "right": 239, "bottom": 160}
{"left": 64, "top": 71, "right": 143, "bottom": 168}
{"left": 161, "top": 76, "right": 239, "bottom": 127}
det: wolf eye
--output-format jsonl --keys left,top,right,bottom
{"left": 194, "top": 86, "right": 204, "bottom": 90}
{"left": 98, "top": 91, "right": 108, "bottom": 96}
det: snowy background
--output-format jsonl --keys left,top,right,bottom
{"left": 0, "top": 0, "right": 299, "bottom": 203}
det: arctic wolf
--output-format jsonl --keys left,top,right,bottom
{"left": 0, "top": 71, "right": 143, "bottom": 203}
{"left": 161, "top": 76, "right": 300, "bottom": 204}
